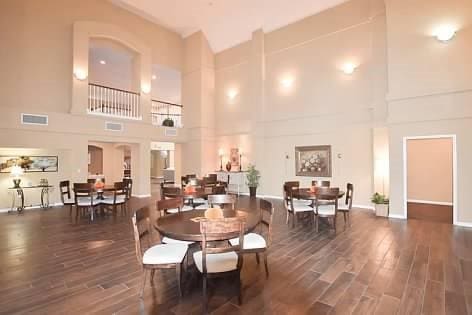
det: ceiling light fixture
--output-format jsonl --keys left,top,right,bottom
{"left": 99, "top": 60, "right": 106, "bottom": 65}
{"left": 342, "top": 63, "right": 356, "bottom": 75}
{"left": 152, "top": 74, "right": 157, "bottom": 80}
{"left": 433, "top": 24, "right": 456, "bottom": 42}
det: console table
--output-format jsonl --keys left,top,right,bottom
{"left": 215, "top": 171, "right": 248, "bottom": 195}
{"left": 8, "top": 185, "right": 53, "bottom": 214}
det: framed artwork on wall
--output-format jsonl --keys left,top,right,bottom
{"left": 230, "top": 148, "right": 240, "bottom": 169}
{"left": 295, "top": 145, "right": 332, "bottom": 177}
{"left": 0, "top": 156, "right": 59, "bottom": 173}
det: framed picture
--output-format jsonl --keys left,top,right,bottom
{"left": 0, "top": 156, "right": 58, "bottom": 173}
{"left": 295, "top": 145, "right": 332, "bottom": 177}
{"left": 230, "top": 148, "right": 240, "bottom": 168}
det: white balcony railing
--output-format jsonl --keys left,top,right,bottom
{"left": 151, "top": 100, "right": 183, "bottom": 128}
{"left": 88, "top": 83, "right": 141, "bottom": 120}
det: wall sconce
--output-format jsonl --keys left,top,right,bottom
{"left": 227, "top": 88, "right": 238, "bottom": 100}
{"left": 141, "top": 83, "right": 151, "bottom": 94}
{"left": 73, "top": 68, "right": 87, "bottom": 81}
{"left": 280, "top": 76, "right": 294, "bottom": 89}
{"left": 433, "top": 24, "right": 456, "bottom": 42}
{"left": 342, "top": 63, "right": 356, "bottom": 75}
{"left": 239, "top": 148, "right": 243, "bottom": 171}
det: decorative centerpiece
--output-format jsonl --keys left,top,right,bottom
{"left": 94, "top": 178, "right": 105, "bottom": 190}
{"left": 225, "top": 161, "right": 232, "bottom": 172}
{"left": 371, "top": 192, "right": 389, "bottom": 217}
{"left": 10, "top": 165, "right": 24, "bottom": 188}
{"left": 246, "top": 164, "right": 260, "bottom": 197}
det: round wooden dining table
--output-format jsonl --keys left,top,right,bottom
{"left": 155, "top": 208, "right": 260, "bottom": 242}
{"left": 294, "top": 188, "right": 345, "bottom": 201}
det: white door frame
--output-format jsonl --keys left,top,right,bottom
{"left": 403, "top": 134, "right": 457, "bottom": 224}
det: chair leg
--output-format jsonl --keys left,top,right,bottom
{"left": 293, "top": 213, "right": 297, "bottom": 228}
{"left": 237, "top": 272, "right": 242, "bottom": 305}
{"left": 176, "top": 263, "right": 182, "bottom": 298}
{"left": 315, "top": 216, "right": 319, "bottom": 232}
{"left": 140, "top": 269, "right": 149, "bottom": 298}
{"left": 150, "top": 269, "right": 155, "bottom": 283}
{"left": 69, "top": 205, "right": 73, "bottom": 216}
{"left": 202, "top": 274, "right": 208, "bottom": 313}
{"left": 286, "top": 211, "right": 289, "bottom": 225}
{"left": 333, "top": 216, "right": 337, "bottom": 232}
{"left": 264, "top": 252, "right": 269, "bottom": 278}
{"left": 343, "top": 212, "right": 347, "bottom": 224}
{"left": 255, "top": 253, "right": 260, "bottom": 265}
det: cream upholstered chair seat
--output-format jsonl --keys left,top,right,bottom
{"left": 316, "top": 204, "right": 336, "bottom": 215}
{"left": 101, "top": 195, "right": 126, "bottom": 205}
{"left": 165, "top": 205, "right": 193, "bottom": 214}
{"left": 288, "top": 203, "right": 313, "bottom": 212}
{"left": 292, "top": 199, "right": 312, "bottom": 206}
{"left": 63, "top": 197, "right": 75, "bottom": 205}
{"left": 193, "top": 198, "right": 207, "bottom": 204}
{"left": 161, "top": 236, "right": 195, "bottom": 245}
{"left": 229, "top": 233, "right": 266, "bottom": 250}
{"left": 77, "top": 196, "right": 100, "bottom": 206}
{"left": 193, "top": 251, "right": 238, "bottom": 273}
{"left": 142, "top": 243, "right": 188, "bottom": 265}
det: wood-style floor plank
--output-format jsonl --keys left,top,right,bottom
{"left": 1, "top": 192, "right": 472, "bottom": 314}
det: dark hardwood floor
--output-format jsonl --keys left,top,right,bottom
{"left": 0, "top": 195, "right": 471, "bottom": 314}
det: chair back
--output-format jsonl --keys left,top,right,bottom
{"left": 131, "top": 207, "right": 152, "bottom": 265}
{"left": 73, "top": 183, "right": 94, "bottom": 206}
{"left": 157, "top": 197, "right": 184, "bottom": 215}
{"left": 315, "top": 187, "right": 340, "bottom": 214}
{"left": 161, "top": 186, "right": 181, "bottom": 199}
{"left": 188, "top": 178, "right": 204, "bottom": 188}
{"left": 108, "top": 182, "right": 127, "bottom": 203}
{"left": 344, "top": 183, "right": 354, "bottom": 209}
{"left": 87, "top": 178, "right": 95, "bottom": 184}
{"left": 199, "top": 217, "right": 245, "bottom": 274}
{"left": 123, "top": 178, "right": 133, "bottom": 199}
{"left": 207, "top": 174, "right": 217, "bottom": 184}
{"left": 283, "top": 181, "right": 300, "bottom": 207}
{"left": 59, "top": 180, "right": 71, "bottom": 202}
{"left": 208, "top": 194, "right": 236, "bottom": 210}
{"left": 259, "top": 199, "right": 274, "bottom": 247}
{"left": 312, "top": 180, "right": 330, "bottom": 188}
{"left": 212, "top": 184, "right": 226, "bottom": 194}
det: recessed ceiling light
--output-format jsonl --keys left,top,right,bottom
{"left": 227, "top": 88, "right": 238, "bottom": 100}
{"left": 152, "top": 74, "right": 157, "bottom": 80}
{"left": 99, "top": 60, "right": 106, "bottom": 65}
{"left": 280, "top": 76, "right": 294, "bottom": 89}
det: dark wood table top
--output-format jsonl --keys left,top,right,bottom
{"left": 294, "top": 188, "right": 345, "bottom": 200}
{"left": 155, "top": 208, "right": 260, "bottom": 242}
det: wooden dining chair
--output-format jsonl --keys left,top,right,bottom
{"left": 229, "top": 199, "right": 274, "bottom": 277}
{"left": 73, "top": 183, "right": 100, "bottom": 221}
{"left": 312, "top": 180, "right": 330, "bottom": 187}
{"left": 161, "top": 186, "right": 181, "bottom": 199}
{"left": 157, "top": 197, "right": 184, "bottom": 216}
{"left": 193, "top": 217, "right": 245, "bottom": 313}
{"left": 314, "top": 187, "right": 340, "bottom": 232}
{"left": 338, "top": 183, "right": 353, "bottom": 226}
{"left": 283, "top": 183, "right": 314, "bottom": 227}
{"left": 207, "top": 194, "right": 236, "bottom": 210}
{"left": 102, "top": 182, "right": 128, "bottom": 216}
{"left": 123, "top": 178, "right": 133, "bottom": 200}
{"left": 132, "top": 207, "right": 188, "bottom": 298}
{"left": 59, "top": 180, "right": 74, "bottom": 216}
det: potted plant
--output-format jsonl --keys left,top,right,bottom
{"left": 371, "top": 192, "right": 389, "bottom": 217}
{"left": 162, "top": 117, "right": 174, "bottom": 127}
{"left": 246, "top": 164, "right": 260, "bottom": 197}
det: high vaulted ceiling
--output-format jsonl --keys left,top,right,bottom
{"left": 111, "top": 0, "right": 348, "bottom": 53}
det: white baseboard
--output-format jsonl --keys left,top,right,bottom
{"left": 353, "top": 204, "right": 375, "bottom": 211}
{"left": 407, "top": 199, "right": 453, "bottom": 206}
{"left": 389, "top": 214, "right": 407, "bottom": 219}
{"left": 455, "top": 221, "right": 472, "bottom": 228}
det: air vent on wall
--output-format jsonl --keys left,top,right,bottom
{"left": 164, "top": 128, "right": 178, "bottom": 137}
{"left": 105, "top": 121, "right": 123, "bottom": 132}
{"left": 21, "top": 113, "right": 48, "bottom": 125}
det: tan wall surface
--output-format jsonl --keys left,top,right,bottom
{"left": 407, "top": 138, "right": 453, "bottom": 203}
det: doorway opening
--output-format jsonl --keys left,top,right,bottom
{"left": 404, "top": 135, "right": 456, "bottom": 224}
{"left": 150, "top": 142, "right": 175, "bottom": 193}
{"left": 88, "top": 142, "right": 132, "bottom": 183}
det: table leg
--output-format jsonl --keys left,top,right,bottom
{"left": 17, "top": 188, "right": 25, "bottom": 213}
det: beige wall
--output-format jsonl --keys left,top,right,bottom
{"left": 407, "top": 138, "right": 453, "bottom": 203}
{"left": 385, "top": 0, "right": 472, "bottom": 224}
{"left": 213, "top": 0, "right": 387, "bottom": 206}
{"left": 88, "top": 145, "right": 103, "bottom": 175}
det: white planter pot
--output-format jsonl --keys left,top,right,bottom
{"left": 375, "top": 204, "right": 389, "bottom": 217}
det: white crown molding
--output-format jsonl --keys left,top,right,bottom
{"left": 407, "top": 199, "right": 453, "bottom": 206}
